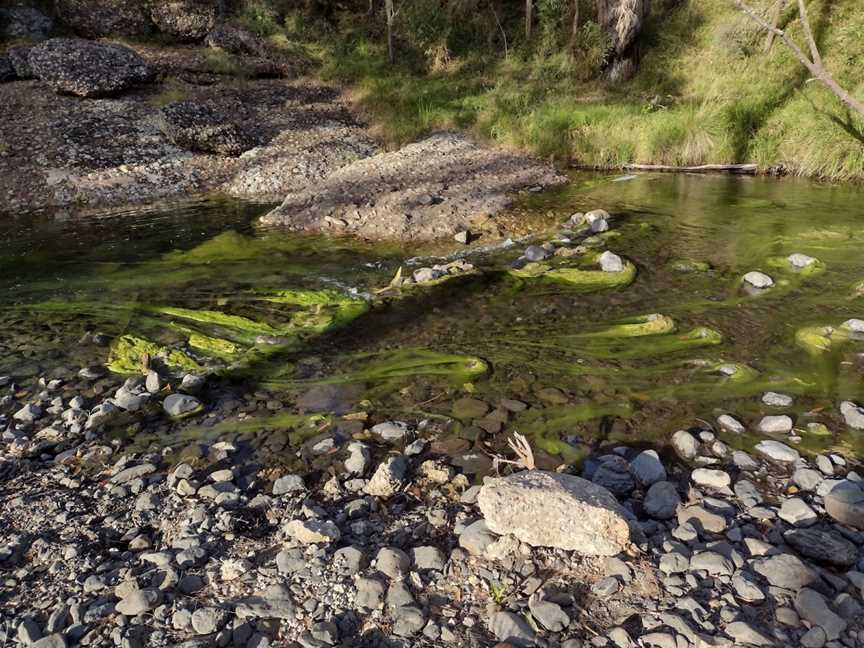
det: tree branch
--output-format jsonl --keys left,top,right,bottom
{"left": 732, "top": 0, "right": 864, "bottom": 117}
{"left": 796, "top": 0, "right": 821, "bottom": 67}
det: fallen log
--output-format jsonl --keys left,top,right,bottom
{"left": 621, "top": 163, "right": 759, "bottom": 174}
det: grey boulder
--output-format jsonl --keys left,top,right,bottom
{"left": 29, "top": 38, "right": 154, "bottom": 97}
{"left": 477, "top": 470, "right": 630, "bottom": 555}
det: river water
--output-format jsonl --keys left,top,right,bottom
{"left": 2, "top": 172, "right": 863, "bottom": 463}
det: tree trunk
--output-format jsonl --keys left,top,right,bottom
{"left": 525, "top": 0, "right": 532, "bottom": 41}
{"left": 385, "top": 0, "right": 394, "bottom": 63}
{"left": 571, "top": 0, "right": 580, "bottom": 45}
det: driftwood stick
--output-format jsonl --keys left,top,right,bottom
{"left": 620, "top": 163, "right": 759, "bottom": 174}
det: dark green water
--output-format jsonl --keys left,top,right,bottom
{"left": 2, "top": 173, "right": 863, "bottom": 462}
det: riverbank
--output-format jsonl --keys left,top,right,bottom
{"left": 302, "top": 1, "right": 864, "bottom": 182}
{"left": 2, "top": 349, "right": 864, "bottom": 647}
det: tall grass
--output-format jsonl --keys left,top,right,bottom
{"left": 265, "top": 0, "right": 864, "bottom": 180}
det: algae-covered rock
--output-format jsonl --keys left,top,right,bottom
{"left": 795, "top": 321, "right": 864, "bottom": 354}
{"left": 743, "top": 271, "right": 773, "bottom": 289}
{"left": 107, "top": 335, "right": 204, "bottom": 375}
{"left": 509, "top": 254, "right": 636, "bottom": 292}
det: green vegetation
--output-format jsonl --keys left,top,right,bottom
{"left": 509, "top": 256, "right": 637, "bottom": 290}
{"left": 244, "top": 0, "right": 864, "bottom": 180}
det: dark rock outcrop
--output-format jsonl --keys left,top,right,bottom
{"left": 29, "top": 38, "right": 155, "bottom": 97}
{"left": 151, "top": 0, "right": 221, "bottom": 40}
{"left": 8, "top": 46, "right": 34, "bottom": 80}
{"left": 0, "top": 56, "right": 15, "bottom": 83}
{"left": 55, "top": 0, "right": 152, "bottom": 38}
{"left": 205, "top": 24, "right": 267, "bottom": 58}
{"left": 0, "top": 6, "right": 54, "bottom": 40}
{"left": 159, "top": 100, "right": 255, "bottom": 156}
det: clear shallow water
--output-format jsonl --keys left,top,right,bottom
{"left": 2, "top": 173, "right": 863, "bottom": 463}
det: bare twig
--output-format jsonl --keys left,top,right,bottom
{"left": 732, "top": 0, "right": 864, "bottom": 117}
{"left": 507, "top": 432, "right": 536, "bottom": 470}
{"left": 490, "top": 432, "right": 536, "bottom": 474}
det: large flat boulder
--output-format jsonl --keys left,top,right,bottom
{"left": 56, "top": 0, "right": 152, "bottom": 38}
{"left": 29, "top": 38, "right": 155, "bottom": 97}
{"left": 0, "top": 6, "right": 54, "bottom": 40}
{"left": 477, "top": 470, "right": 631, "bottom": 556}
{"left": 260, "top": 133, "right": 565, "bottom": 241}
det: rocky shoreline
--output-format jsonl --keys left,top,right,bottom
{"left": 2, "top": 336, "right": 864, "bottom": 648}
{"left": 1, "top": 4, "right": 563, "bottom": 242}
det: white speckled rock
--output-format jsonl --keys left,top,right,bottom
{"left": 477, "top": 470, "right": 630, "bottom": 555}
{"left": 743, "top": 271, "right": 773, "bottom": 289}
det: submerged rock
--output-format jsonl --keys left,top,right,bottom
{"left": 743, "top": 271, "right": 773, "bottom": 289}
{"left": 163, "top": 393, "right": 202, "bottom": 418}
{"left": 754, "top": 439, "right": 799, "bottom": 464}
{"left": 28, "top": 39, "right": 154, "bottom": 97}
{"left": 840, "top": 401, "right": 864, "bottom": 430}
{"left": 599, "top": 251, "right": 625, "bottom": 272}
{"left": 788, "top": 253, "right": 817, "bottom": 270}
{"left": 477, "top": 470, "right": 630, "bottom": 555}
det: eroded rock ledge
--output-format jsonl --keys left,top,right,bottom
{"left": 260, "top": 133, "right": 566, "bottom": 241}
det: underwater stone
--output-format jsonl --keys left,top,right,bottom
{"left": 778, "top": 498, "right": 817, "bottom": 527}
{"left": 840, "top": 401, "right": 864, "bottom": 430}
{"left": 363, "top": 456, "right": 408, "bottom": 498}
{"left": 370, "top": 421, "right": 412, "bottom": 443}
{"left": 754, "top": 440, "right": 800, "bottom": 464}
{"left": 524, "top": 245, "right": 551, "bottom": 262}
{"left": 762, "top": 391, "right": 793, "bottom": 407}
{"left": 344, "top": 441, "right": 371, "bottom": 475}
{"left": 643, "top": 481, "right": 681, "bottom": 520}
{"left": 599, "top": 251, "right": 625, "bottom": 272}
{"left": 788, "top": 253, "right": 817, "bottom": 269}
{"left": 717, "top": 414, "right": 745, "bottom": 434}
{"left": 757, "top": 415, "right": 793, "bottom": 434}
{"left": 273, "top": 474, "right": 305, "bottom": 496}
{"left": 743, "top": 271, "right": 774, "bottom": 289}
{"left": 477, "top": 470, "right": 630, "bottom": 555}
{"left": 163, "top": 393, "right": 202, "bottom": 418}
{"left": 841, "top": 319, "right": 864, "bottom": 334}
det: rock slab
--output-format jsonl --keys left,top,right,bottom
{"left": 477, "top": 470, "right": 630, "bottom": 556}
{"left": 29, "top": 38, "right": 154, "bottom": 98}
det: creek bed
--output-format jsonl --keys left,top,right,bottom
{"left": 2, "top": 172, "right": 863, "bottom": 463}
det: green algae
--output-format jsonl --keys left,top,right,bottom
{"left": 765, "top": 256, "right": 826, "bottom": 279}
{"left": 672, "top": 259, "right": 711, "bottom": 273}
{"left": 107, "top": 334, "right": 205, "bottom": 375}
{"left": 311, "top": 350, "right": 489, "bottom": 385}
{"left": 795, "top": 322, "right": 864, "bottom": 354}
{"left": 570, "top": 314, "right": 675, "bottom": 339}
{"left": 509, "top": 257, "right": 637, "bottom": 291}
{"left": 515, "top": 401, "right": 633, "bottom": 460}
